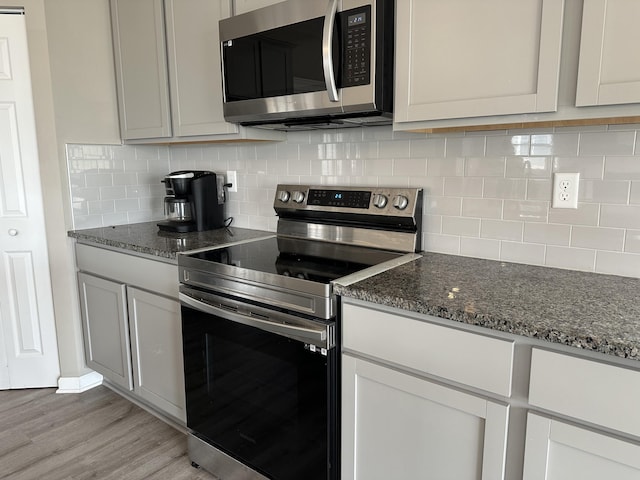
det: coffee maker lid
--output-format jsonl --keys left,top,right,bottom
{"left": 166, "top": 170, "right": 213, "bottom": 179}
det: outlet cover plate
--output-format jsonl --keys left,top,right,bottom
{"left": 226, "top": 170, "right": 237, "bottom": 193}
{"left": 552, "top": 172, "right": 579, "bottom": 209}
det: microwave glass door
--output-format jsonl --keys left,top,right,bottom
{"left": 222, "top": 17, "right": 340, "bottom": 102}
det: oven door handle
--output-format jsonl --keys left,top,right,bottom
{"left": 180, "top": 291, "right": 334, "bottom": 349}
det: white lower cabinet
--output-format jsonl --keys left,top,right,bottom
{"left": 342, "top": 354, "right": 509, "bottom": 480}
{"left": 78, "top": 272, "right": 132, "bottom": 391}
{"left": 523, "top": 413, "right": 640, "bottom": 480}
{"left": 127, "top": 287, "right": 185, "bottom": 422}
{"left": 75, "top": 244, "right": 185, "bottom": 423}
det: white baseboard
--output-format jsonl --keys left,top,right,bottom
{"left": 56, "top": 371, "right": 103, "bottom": 394}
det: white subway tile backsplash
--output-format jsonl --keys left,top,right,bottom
{"left": 526, "top": 179, "right": 552, "bottom": 201}
{"left": 523, "top": 223, "right": 570, "bottom": 246}
{"left": 595, "top": 251, "right": 640, "bottom": 277}
{"left": 629, "top": 181, "right": 640, "bottom": 205}
{"left": 500, "top": 241, "right": 545, "bottom": 265}
{"left": 505, "top": 156, "right": 551, "bottom": 178}
{"left": 379, "top": 139, "right": 411, "bottom": 158}
{"left": 486, "top": 134, "right": 530, "bottom": 156}
{"left": 571, "top": 226, "right": 625, "bottom": 251}
{"left": 410, "top": 138, "right": 446, "bottom": 158}
{"left": 411, "top": 176, "right": 444, "bottom": 196}
{"left": 85, "top": 173, "right": 113, "bottom": 188}
{"left": 578, "top": 131, "right": 636, "bottom": 155}
{"left": 625, "top": 230, "right": 640, "bottom": 253}
{"left": 579, "top": 180, "right": 630, "bottom": 204}
{"left": 100, "top": 186, "right": 126, "bottom": 201}
{"left": 424, "top": 233, "right": 460, "bottom": 254}
{"left": 423, "top": 215, "right": 442, "bottom": 234}
{"left": 427, "top": 157, "right": 464, "bottom": 177}
{"left": 66, "top": 124, "right": 640, "bottom": 278}
{"left": 460, "top": 237, "right": 500, "bottom": 260}
{"left": 425, "top": 196, "right": 462, "bottom": 216}
{"left": 480, "top": 219, "right": 523, "bottom": 241}
{"left": 483, "top": 178, "right": 527, "bottom": 199}
{"left": 548, "top": 202, "right": 599, "bottom": 226}
{"left": 445, "top": 136, "right": 485, "bottom": 157}
{"left": 465, "top": 157, "right": 505, "bottom": 177}
{"left": 443, "top": 177, "right": 483, "bottom": 197}
{"left": 604, "top": 156, "right": 640, "bottom": 180}
{"left": 552, "top": 156, "right": 604, "bottom": 179}
{"left": 364, "top": 158, "right": 394, "bottom": 176}
{"left": 530, "top": 133, "right": 579, "bottom": 156}
{"left": 546, "top": 246, "right": 596, "bottom": 272}
{"left": 503, "top": 200, "right": 548, "bottom": 223}
{"left": 461, "top": 198, "right": 502, "bottom": 219}
{"left": 442, "top": 216, "right": 480, "bottom": 237}
{"left": 600, "top": 205, "right": 640, "bottom": 229}
{"left": 393, "top": 158, "right": 427, "bottom": 177}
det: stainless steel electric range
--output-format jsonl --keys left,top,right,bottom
{"left": 178, "top": 184, "right": 423, "bottom": 480}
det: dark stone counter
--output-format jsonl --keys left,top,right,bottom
{"left": 335, "top": 252, "right": 640, "bottom": 361}
{"left": 68, "top": 221, "right": 273, "bottom": 261}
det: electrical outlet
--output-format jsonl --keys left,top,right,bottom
{"left": 552, "top": 172, "right": 579, "bottom": 209}
{"left": 226, "top": 170, "right": 238, "bottom": 193}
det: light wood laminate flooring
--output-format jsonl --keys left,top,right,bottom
{"left": 0, "top": 386, "right": 216, "bottom": 479}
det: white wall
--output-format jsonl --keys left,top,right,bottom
{"left": 67, "top": 123, "right": 640, "bottom": 278}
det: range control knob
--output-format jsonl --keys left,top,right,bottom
{"left": 393, "top": 195, "right": 410, "bottom": 210}
{"left": 372, "top": 194, "right": 388, "bottom": 209}
{"left": 277, "top": 190, "right": 291, "bottom": 202}
{"left": 292, "top": 191, "right": 306, "bottom": 204}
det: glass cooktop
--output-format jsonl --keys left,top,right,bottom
{"left": 186, "top": 236, "right": 403, "bottom": 284}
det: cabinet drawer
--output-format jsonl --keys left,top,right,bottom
{"left": 75, "top": 244, "right": 178, "bottom": 299}
{"left": 529, "top": 348, "right": 640, "bottom": 437}
{"left": 342, "top": 303, "right": 514, "bottom": 396}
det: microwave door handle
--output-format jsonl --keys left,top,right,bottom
{"left": 322, "top": 0, "right": 340, "bottom": 102}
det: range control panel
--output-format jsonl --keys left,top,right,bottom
{"left": 341, "top": 6, "right": 371, "bottom": 87}
{"left": 274, "top": 185, "right": 423, "bottom": 217}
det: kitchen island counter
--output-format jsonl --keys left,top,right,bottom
{"left": 68, "top": 221, "right": 273, "bottom": 261}
{"left": 335, "top": 252, "right": 640, "bottom": 361}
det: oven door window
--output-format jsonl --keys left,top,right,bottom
{"left": 222, "top": 17, "right": 340, "bottom": 102}
{"left": 182, "top": 305, "right": 336, "bottom": 480}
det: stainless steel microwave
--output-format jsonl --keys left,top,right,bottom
{"left": 219, "top": 0, "right": 394, "bottom": 130}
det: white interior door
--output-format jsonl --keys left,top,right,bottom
{"left": 0, "top": 11, "right": 60, "bottom": 389}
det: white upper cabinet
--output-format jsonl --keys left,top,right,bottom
{"left": 111, "top": 0, "right": 171, "bottom": 140}
{"left": 576, "top": 0, "right": 640, "bottom": 106}
{"left": 394, "top": 0, "right": 565, "bottom": 124}
{"left": 110, "top": 0, "right": 283, "bottom": 143}
{"left": 164, "top": 0, "right": 236, "bottom": 137}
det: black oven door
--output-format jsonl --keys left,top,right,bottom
{"left": 181, "top": 287, "right": 338, "bottom": 480}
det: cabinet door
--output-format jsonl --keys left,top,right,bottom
{"left": 394, "top": 0, "right": 564, "bottom": 123}
{"left": 110, "top": 0, "right": 172, "bottom": 139}
{"left": 342, "top": 355, "right": 509, "bottom": 480}
{"left": 523, "top": 413, "right": 640, "bottom": 479}
{"left": 78, "top": 272, "right": 132, "bottom": 390}
{"left": 127, "top": 287, "right": 185, "bottom": 422}
{"left": 576, "top": 0, "right": 640, "bottom": 106}
{"left": 165, "top": 0, "right": 239, "bottom": 136}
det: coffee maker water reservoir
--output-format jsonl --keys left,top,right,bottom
{"left": 157, "top": 171, "right": 226, "bottom": 233}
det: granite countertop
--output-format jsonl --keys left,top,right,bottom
{"left": 68, "top": 221, "right": 273, "bottom": 261}
{"left": 334, "top": 252, "right": 640, "bottom": 361}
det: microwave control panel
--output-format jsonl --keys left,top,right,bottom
{"left": 341, "top": 6, "right": 371, "bottom": 87}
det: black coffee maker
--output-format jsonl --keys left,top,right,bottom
{"left": 157, "top": 171, "right": 225, "bottom": 233}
